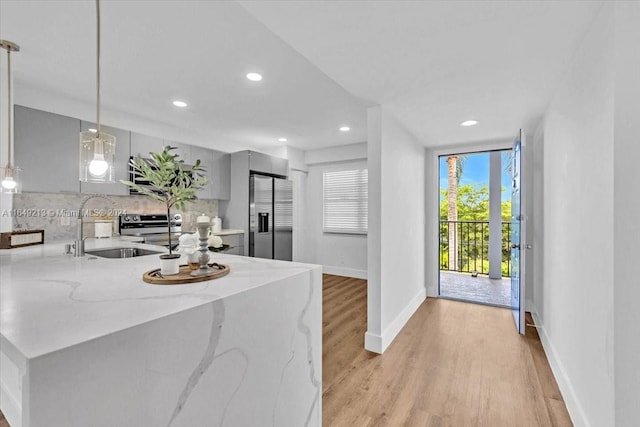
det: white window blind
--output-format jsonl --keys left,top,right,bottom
{"left": 323, "top": 169, "right": 368, "bottom": 235}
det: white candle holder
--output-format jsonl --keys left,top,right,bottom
{"left": 191, "top": 222, "right": 214, "bottom": 277}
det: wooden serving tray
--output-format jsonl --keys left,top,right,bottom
{"left": 143, "top": 263, "right": 230, "bottom": 285}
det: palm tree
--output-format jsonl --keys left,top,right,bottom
{"left": 446, "top": 155, "right": 465, "bottom": 271}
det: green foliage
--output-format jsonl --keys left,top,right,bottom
{"left": 439, "top": 183, "right": 513, "bottom": 277}
{"left": 120, "top": 146, "right": 208, "bottom": 254}
{"left": 121, "top": 146, "right": 208, "bottom": 211}
{"left": 440, "top": 184, "right": 511, "bottom": 221}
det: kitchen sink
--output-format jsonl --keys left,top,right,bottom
{"left": 85, "top": 247, "right": 163, "bottom": 259}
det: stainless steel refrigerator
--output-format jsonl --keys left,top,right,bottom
{"left": 249, "top": 174, "right": 292, "bottom": 261}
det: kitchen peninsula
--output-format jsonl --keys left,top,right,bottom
{"left": 0, "top": 240, "right": 322, "bottom": 427}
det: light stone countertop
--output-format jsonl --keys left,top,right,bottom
{"left": 0, "top": 238, "right": 317, "bottom": 360}
{"left": 180, "top": 228, "right": 244, "bottom": 236}
{"left": 211, "top": 228, "right": 244, "bottom": 236}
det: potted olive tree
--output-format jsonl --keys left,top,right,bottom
{"left": 121, "top": 146, "right": 207, "bottom": 275}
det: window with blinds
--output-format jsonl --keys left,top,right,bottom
{"left": 323, "top": 169, "right": 368, "bottom": 235}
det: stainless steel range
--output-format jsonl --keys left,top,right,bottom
{"left": 118, "top": 213, "right": 182, "bottom": 249}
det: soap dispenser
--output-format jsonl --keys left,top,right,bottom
{"left": 212, "top": 216, "right": 222, "bottom": 233}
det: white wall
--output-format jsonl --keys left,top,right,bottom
{"left": 304, "top": 142, "right": 367, "bottom": 165}
{"left": 613, "top": 3, "right": 640, "bottom": 426}
{"left": 301, "top": 159, "right": 368, "bottom": 278}
{"left": 366, "top": 105, "right": 426, "bottom": 353}
{"left": 367, "top": 107, "right": 382, "bottom": 342}
{"left": 531, "top": 124, "right": 545, "bottom": 319}
{"left": 532, "top": 6, "right": 615, "bottom": 426}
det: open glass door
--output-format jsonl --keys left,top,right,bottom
{"left": 511, "top": 131, "right": 526, "bottom": 334}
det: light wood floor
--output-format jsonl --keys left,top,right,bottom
{"left": 0, "top": 275, "right": 572, "bottom": 427}
{"left": 322, "top": 274, "right": 573, "bottom": 426}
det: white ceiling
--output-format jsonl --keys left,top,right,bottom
{"left": 0, "top": 0, "right": 369, "bottom": 152}
{"left": 240, "top": 0, "right": 604, "bottom": 146}
{"left": 1, "top": 1, "right": 604, "bottom": 153}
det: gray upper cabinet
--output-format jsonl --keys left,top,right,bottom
{"left": 14, "top": 106, "right": 81, "bottom": 193}
{"left": 248, "top": 150, "right": 288, "bottom": 177}
{"left": 271, "top": 156, "right": 289, "bottom": 177}
{"left": 189, "top": 145, "right": 213, "bottom": 200}
{"left": 248, "top": 151, "right": 272, "bottom": 174}
{"left": 164, "top": 140, "right": 191, "bottom": 165}
{"left": 80, "top": 121, "right": 131, "bottom": 195}
{"left": 189, "top": 146, "right": 230, "bottom": 201}
{"left": 15, "top": 105, "right": 232, "bottom": 200}
{"left": 211, "top": 150, "right": 230, "bottom": 200}
{"left": 130, "top": 133, "right": 164, "bottom": 158}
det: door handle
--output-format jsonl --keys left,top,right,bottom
{"left": 511, "top": 244, "right": 520, "bottom": 249}
{"left": 258, "top": 212, "right": 269, "bottom": 233}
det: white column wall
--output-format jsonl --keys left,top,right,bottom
{"left": 613, "top": 3, "right": 640, "bottom": 425}
{"left": 488, "top": 151, "right": 502, "bottom": 278}
{"left": 366, "top": 106, "right": 426, "bottom": 353}
{"left": 366, "top": 106, "right": 383, "bottom": 344}
{"left": 532, "top": 6, "right": 615, "bottom": 426}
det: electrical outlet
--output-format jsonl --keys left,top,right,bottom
{"left": 60, "top": 216, "right": 71, "bottom": 226}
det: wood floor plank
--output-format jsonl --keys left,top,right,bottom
{"left": 322, "top": 274, "right": 573, "bottom": 427}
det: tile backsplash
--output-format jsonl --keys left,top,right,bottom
{"left": 11, "top": 192, "right": 218, "bottom": 242}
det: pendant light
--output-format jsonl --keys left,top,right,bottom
{"left": 80, "top": 0, "right": 115, "bottom": 183}
{"left": 0, "top": 40, "right": 21, "bottom": 193}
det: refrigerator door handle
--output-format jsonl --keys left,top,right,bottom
{"left": 258, "top": 212, "right": 269, "bottom": 233}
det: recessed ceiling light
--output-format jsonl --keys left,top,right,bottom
{"left": 278, "top": 138, "right": 287, "bottom": 142}
{"left": 88, "top": 128, "right": 97, "bottom": 133}
{"left": 246, "top": 72, "right": 263, "bottom": 82}
{"left": 339, "top": 126, "right": 351, "bottom": 132}
{"left": 173, "top": 100, "right": 188, "bottom": 108}
{"left": 460, "top": 120, "right": 478, "bottom": 127}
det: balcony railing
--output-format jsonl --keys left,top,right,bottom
{"left": 439, "top": 220, "right": 512, "bottom": 277}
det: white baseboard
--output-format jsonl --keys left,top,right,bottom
{"left": 0, "top": 383, "right": 21, "bottom": 427}
{"left": 364, "top": 331, "right": 382, "bottom": 353}
{"left": 322, "top": 265, "right": 367, "bottom": 280}
{"left": 365, "top": 287, "right": 427, "bottom": 354}
{"left": 531, "top": 311, "right": 589, "bottom": 427}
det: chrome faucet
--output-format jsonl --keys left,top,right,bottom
{"left": 73, "top": 194, "right": 114, "bottom": 257}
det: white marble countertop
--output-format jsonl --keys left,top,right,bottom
{"left": 0, "top": 238, "right": 318, "bottom": 361}
{"left": 211, "top": 229, "right": 244, "bottom": 236}
{"left": 180, "top": 229, "right": 244, "bottom": 236}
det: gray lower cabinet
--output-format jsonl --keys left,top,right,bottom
{"left": 220, "top": 233, "right": 243, "bottom": 255}
{"left": 14, "top": 106, "right": 81, "bottom": 193}
{"left": 80, "top": 121, "right": 131, "bottom": 196}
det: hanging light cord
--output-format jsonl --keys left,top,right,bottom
{"left": 6, "top": 47, "right": 12, "bottom": 168}
{"left": 96, "top": 0, "right": 102, "bottom": 135}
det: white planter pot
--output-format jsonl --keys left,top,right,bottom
{"left": 159, "top": 254, "right": 181, "bottom": 275}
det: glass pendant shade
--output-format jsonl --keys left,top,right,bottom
{"left": 0, "top": 165, "right": 21, "bottom": 193}
{"left": 79, "top": 130, "right": 116, "bottom": 183}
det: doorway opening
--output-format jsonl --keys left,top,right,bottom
{"left": 438, "top": 149, "right": 512, "bottom": 307}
